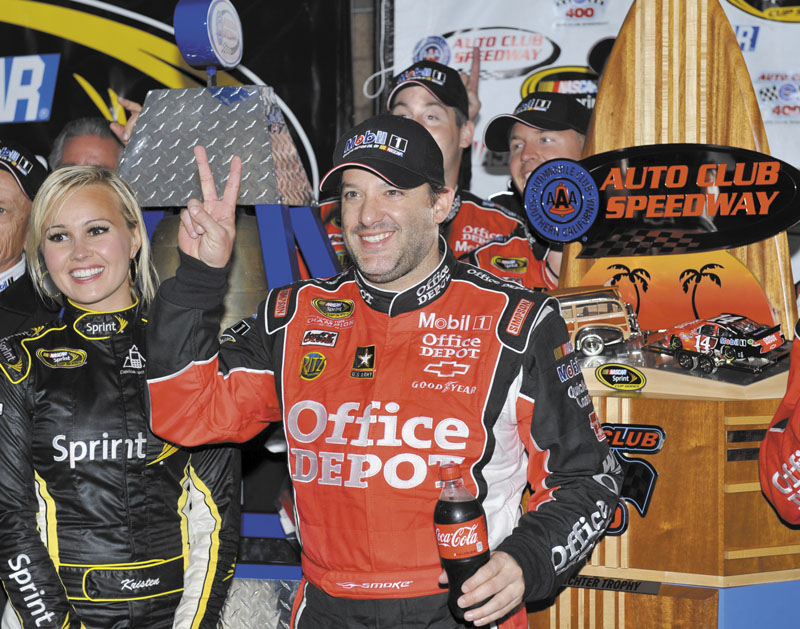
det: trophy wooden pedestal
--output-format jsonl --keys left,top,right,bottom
{"left": 529, "top": 1, "right": 800, "bottom": 626}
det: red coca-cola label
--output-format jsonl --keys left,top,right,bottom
{"left": 435, "top": 517, "right": 489, "bottom": 560}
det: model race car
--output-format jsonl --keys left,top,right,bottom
{"left": 659, "top": 313, "right": 785, "bottom": 374}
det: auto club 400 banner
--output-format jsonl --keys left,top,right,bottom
{"left": 0, "top": 0, "right": 352, "bottom": 191}
{"left": 386, "top": 0, "right": 800, "bottom": 199}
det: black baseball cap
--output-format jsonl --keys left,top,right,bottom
{"left": 0, "top": 139, "right": 47, "bottom": 200}
{"left": 483, "top": 92, "right": 592, "bottom": 152}
{"left": 319, "top": 114, "right": 445, "bottom": 191}
{"left": 387, "top": 60, "right": 469, "bottom": 119}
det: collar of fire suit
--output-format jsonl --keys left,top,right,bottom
{"left": 65, "top": 298, "right": 140, "bottom": 339}
{"left": 353, "top": 236, "right": 455, "bottom": 316}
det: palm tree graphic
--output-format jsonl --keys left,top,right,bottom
{"left": 680, "top": 263, "right": 723, "bottom": 319}
{"left": 608, "top": 264, "right": 650, "bottom": 315}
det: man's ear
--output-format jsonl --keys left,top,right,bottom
{"left": 433, "top": 187, "right": 455, "bottom": 225}
{"left": 459, "top": 120, "right": 475, "bottom": 150}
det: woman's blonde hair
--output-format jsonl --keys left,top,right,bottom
{"left": 26, "top": 166, "right": 158, "bottom": 307}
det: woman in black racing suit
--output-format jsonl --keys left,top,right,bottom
{"left": 0, "top": 166, "right": 240, "bottom": 628}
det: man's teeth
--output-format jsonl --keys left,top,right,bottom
{"left": 362, "top": 233, "right": 391, "bottom": 243}
{"left": 71, "top": 267, "right": 103, "bottom": 279}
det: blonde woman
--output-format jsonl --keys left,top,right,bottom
{"left": 0, "top": 166, "right": 240, "bottom": 628}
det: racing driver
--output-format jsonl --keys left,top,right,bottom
{"left": 146, "top": 114, "right": 622, "bottom": 628}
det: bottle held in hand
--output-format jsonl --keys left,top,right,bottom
{"left": 434, "top": 463, "right": 491, "bottom": 621}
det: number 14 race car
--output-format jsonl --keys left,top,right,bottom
{"left": 657, "top": 313, "right": 785, "bottom": 374}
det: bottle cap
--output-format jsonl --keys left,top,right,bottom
{"left": 439, "top": 463, "right": 462, "bottom": 481}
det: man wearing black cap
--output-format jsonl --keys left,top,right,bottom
{"left": 0, "top": 139, "right": 58, "bottom": 334}
{"left": 146, "top": 114, "right": 621, "bottom": 628}
{"left": 474, "top": 92, "right": 592, "bottom": 286}
{"left": 320, "top": 59, "right": 539, "bottom": 281}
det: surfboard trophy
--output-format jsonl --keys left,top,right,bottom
{"left": 527, "top": 1, "right": 800, "bottom": 627}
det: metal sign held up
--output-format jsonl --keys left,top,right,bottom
{"left": 118, "top": 85, "right": 313, "bottom": 208}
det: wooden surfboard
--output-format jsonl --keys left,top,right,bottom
{"left": 560, "top": 0, "right": 797, "bottom": 339}
{"left": 532, "top": 2, "right": 800, "bottom": 628}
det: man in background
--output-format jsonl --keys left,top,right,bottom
{"left": 48, "top": 117, "right": 123, "bottom": 170}
{"left": 0, "top": 139, "right": 56, "bottom": 334}
{"left": 476, "top": 92, "right": 591, "bottom": 287}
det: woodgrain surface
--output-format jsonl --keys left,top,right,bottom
{"left": 559, "top": 0, "right": 797, "bottom": 338}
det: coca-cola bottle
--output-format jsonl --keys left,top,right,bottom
{"left": 434, "top": 462, "right": 491, "bottom": 622}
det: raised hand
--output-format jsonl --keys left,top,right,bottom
{"left": 109, "top": 97, "right": 143, "bottom": 146}
{"left": 460, "top": 47, "right": 482, "bottom": 122}
{"left": 178, "top": 146, "right": 242, "bottom": 268}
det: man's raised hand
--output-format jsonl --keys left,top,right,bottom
{"left": 178, "top": 146, "right": 242, "bottom": 268}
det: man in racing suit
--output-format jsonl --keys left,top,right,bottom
{"left": 147, "top": 115, "right": 621, "bottom": 627}
{"left": 0, "top": 301, "right": 240, "bottom": 628}
{"left": 317, "top": 59, "right": 553, "bottom": 289}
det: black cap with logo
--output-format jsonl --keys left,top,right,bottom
{"left": 483, "top": 92, "right": 592, "bottom": 152}
{"left": 320, "top": 114, "right": 445, "bottom": 191}
{"left": 0, "top": 139, "right": 48, "bottom": 200}
{"left": 387, "top": 60, "right": 469, "bottom": 119}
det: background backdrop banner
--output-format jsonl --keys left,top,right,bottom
{"left": 386, "top": 0, "right": 800, "bottom": 200}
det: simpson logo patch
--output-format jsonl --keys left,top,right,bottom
{"left": 506, "top": 299, "right": 534, "bottom": 336}
{"left": 274, "top": 288, "right": 292, "bottom": 317}
{"left": 300, "top": 352, "right": 327, "bottom": 381}
{"left": 36, "top": 348, "right": 87, "bottom": 369}
{"left": 312, "top": 298, "right": 355, "bottom": 319}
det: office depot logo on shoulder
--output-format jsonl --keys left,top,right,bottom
{"left": 524, "top": 143, "right": 800, "bottom": 257}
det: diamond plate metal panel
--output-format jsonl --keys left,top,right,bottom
{"left": 219, "top": 578, "right": 299, "bottom": 629}
{"left": 118, "top": 86, "right": 312, "bottom": 207}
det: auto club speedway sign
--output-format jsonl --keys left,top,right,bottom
{"left": 523, "top": 144, "right": 800, "bottom": 257}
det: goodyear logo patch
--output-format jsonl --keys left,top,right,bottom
{"left": 595, "top": 363, "right": 646, "bottom": 392}
{"left": 300, "top": 352, "right": 326, "bottom": 381}
{"left": 311, "top": 298, "right": 355, "bottom": 320}
{"left": 36, "top": 348, "right": 87, "bottom": 369}
{"left": 491, "top": 256, "right": 528, "bottom": 273}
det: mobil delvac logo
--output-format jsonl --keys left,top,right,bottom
{"left": 0, "top": 54, "right": 60, "bottom": 123}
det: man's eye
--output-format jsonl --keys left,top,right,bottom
{"left": 342, "top": 191, "right": 359, "bottom": 200}
{"left": 0, "top": 207, "right": 7, "bottom": 214}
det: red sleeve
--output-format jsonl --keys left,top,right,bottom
{"left": 759, "top": 333, "right": 800, "bottom": 524}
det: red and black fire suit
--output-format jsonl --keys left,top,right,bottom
{"left": 0, "top": 300, "right": 240, "bottom": 629}
{"left": 146, "top": 242, "right": 622, "bottom": 627}
{"left": 760, "top": 320, "right": 800, "bottom": 524}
